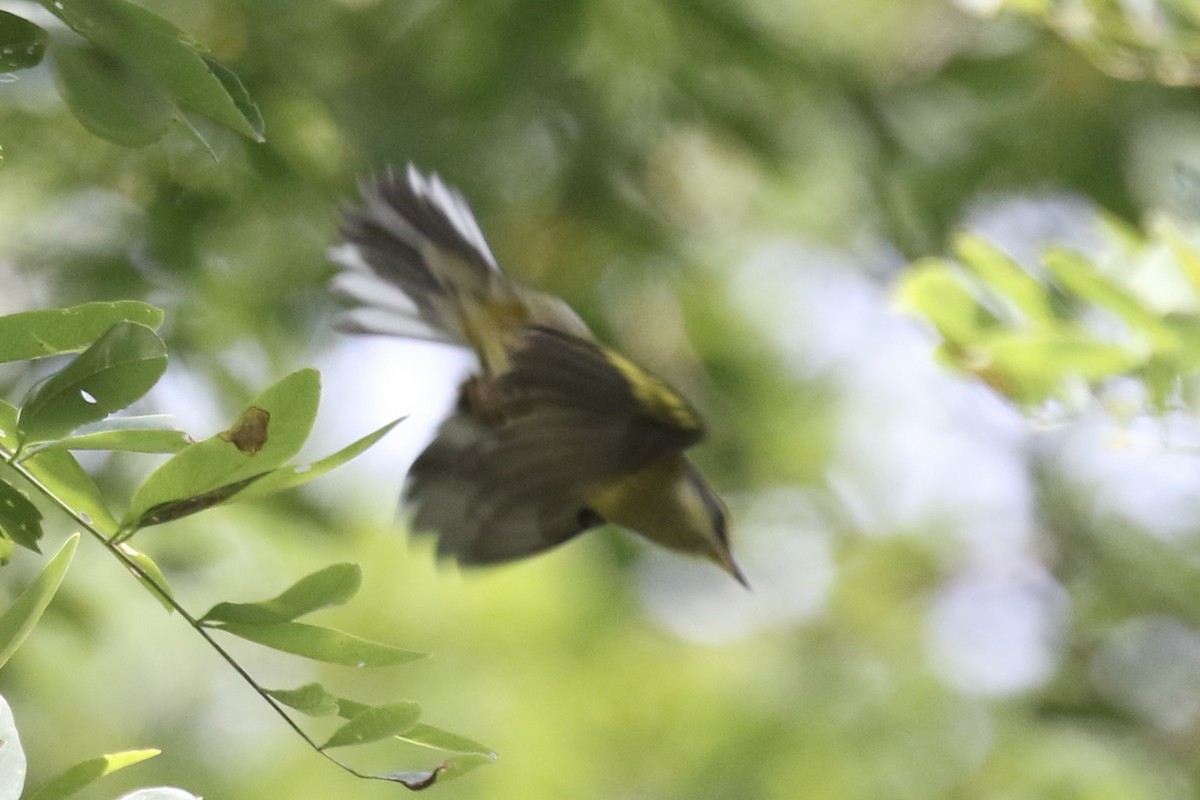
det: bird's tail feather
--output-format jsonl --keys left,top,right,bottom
{"left": 329, "top": 164, "right": 504, "bottom": 346}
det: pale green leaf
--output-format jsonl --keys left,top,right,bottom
{"left": 265, "top": 683, "right": 340, "bottom": 717}
{"left": 201, "top": 563, "right": 361, "bottom": 624}
{"left": 0, "top": 534, "right": 78, "bottom": 669}
{"left": 321, "top": 702, "right": 423, "bottom": 750}
{"left": 26, "top": 749, "right": 159, "bottom": 800}
{"left": 211, "top": 621, "right": 426, "bottom": 667}
{"left": 953, "top": 232, "right": 1057, "bottom": 327}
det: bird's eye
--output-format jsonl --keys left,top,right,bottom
{"left": 576, "top": 507, "right": 604, "bottom": 530}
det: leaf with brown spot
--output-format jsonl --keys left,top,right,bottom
{"left": 219, "top": 406, "right": 270, "bottom": 455}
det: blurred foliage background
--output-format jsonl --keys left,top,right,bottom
{"left": 5, "top": 0, "right": 1200, "bottom": 797}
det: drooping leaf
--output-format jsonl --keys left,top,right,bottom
{"left": 0, "top": 695, "right": 26, "bottom": 800}
{"left": 231, "top": 417, "right": 404, "bottom": 503}
{"left": 26, "top": 749, "right": 159, "bottom": 800}
{"left": 41, "top": 0, "right": 264, "bottom": 141}
{"left": 321, "top": 702, "right": 423, "bottom": 750}
{"left": 211, "top": 621, "right": 426, "bottom": 667}
{"left": 0, "top": 534, "right": 78, "bottom": 669}
{"left": 51, "top": 38, "right": 177, "bottom": 147}
{"left": 17, "top": 322, "right": 168, "bottom": 445}
{"left": 0, "top": 11, "right": 48, "bottom": 71}
{"left": 122, "top": 369, "right": 320, "bottom": 529}
{"left": 0, "top": 302, "right": 162, "bottom": 364}
{"left": 265, "top": 683, "right": 340, "bottom": 717}
{"left": 201, "top": 563, "right": 361, "bottom": 625}
{"left": 0, "top": 481, "right": 43, "bottom": 554}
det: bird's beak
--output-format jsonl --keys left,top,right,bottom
{"left": 715, "top": 549, "right": 751, "bottom": 590}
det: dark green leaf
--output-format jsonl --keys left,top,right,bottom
{"left": 17, "top": 321, "right": 168, "bottom": 444}
{"left": 41, "top": 0, "right": 264, "bottom": 141}
{"left": 201, "top": 563, "right": 361, "bottom": 625}
{"left": 212, "top": 621, "right": 426, "bottom": 666}
{"left": 125, "top": 472, "right": 269, "bottom": 531}
{"left": 0, "top": 480, "right": 43, "bottom": 553}
{"left": 0, "top": 534, "right": 78, "bottom": 668}
{"left": 0, "top": 11, "right": 48, "bottom": 71}
{"left": 265, "top": 683, "right": 340, "bottom": 717}
{"left": 122, "top": 369, "right": 320, "bottom": 528}
{"left": 232, "top": 417, "right": 404, "bottom": 502}
{"left": 0, "top": 302, "right": 163, "bottom": 364}
{"left": 26, "top": 749, "right": 159, "bottom": 800}
{"left": 321, "top": 702, "right": 422, "bottom": 749}
{"left": 51, "top": 37, "right": 176, "bottom": 147}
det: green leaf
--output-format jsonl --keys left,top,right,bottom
{"left": 20, "top": 450, "right": 119, "bottom": 536}
{"left": 41, "top": 0, "right": 264, "bottom": 141}
{"left": 122, "top": 369, "right": 320, "bottom": 529}
{"left": 116, "top": 542, "right": 174, "bottom": 612}
{"left": 17, "top": 322, "right": 168, "bottom": 445}
{"left": 953, "top": 233, "right": 1057, "bottom": 327}
{"left": 231, "top": 417, "right": 404, "bottom": 502}
{"left": 201, "top": 55, "right": 264, "bottom": 141}
{"left": 26, "top": 416, "right": 192, "bottom": 456}
{"left": 1043, "top": 249, "right": 1179, "bottom": 349}
{"left": 0, "top": 481, "right": 43, "bottom": 554}
{"left": 125, "top": 474, "right": 269, "bottom": 532}
{"left": 201, "top": 563, "right": 361, "bottom": 625}
{"left": 0, "top": 11, "right": 48, "bottom": 71}
{"left": 51, "top": 37, "right": 177, "bottom": 147}
{"left": 0, "top": 534, "right": 78, "bottom": 669}
{"left": 0, "top": 695, "right": 26, "bottom": 800}
{"left": 321, "top": 702, "right": 423, "bottom": 750}
{"left": 982, "top": 329, "right": 1143, "bottom": 401}
{"left": 26, "top": 749, "right": 159, "bottom": 800}
{"left": 399, "top": 723, "right": 496, "bottom": 757}
{"left": 265, "top": 683, "right": 340, "bottom": 717}
{"left": 0, "top": 302, "right": 163, "bottom": 364}
{"left": 896, "top": 259, "right": 998, "bottom": 344}
{"left": 211, "top": 621, "right": 426, "bottom": 667}
{"left": 0, "top": 399, "right": 18, "bottom": 451}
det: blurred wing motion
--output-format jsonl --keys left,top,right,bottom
{"left": 331, "top": 164, "right": 736, "bottom": 578}
{"left": 407, "top": 326, "right": 706, "bottom": 562}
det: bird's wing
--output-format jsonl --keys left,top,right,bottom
{"left": 403, "top": 326, "right": 707, "bottom": 564}
{"left": 329, "top": 164, "right": 501, "bottom": 346}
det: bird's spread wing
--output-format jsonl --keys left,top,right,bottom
{"left": 329, "top": 164, "right": 500, "bottom": 345}
{"left": 404, "top": 326, "right": 707, "bottom": 563}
